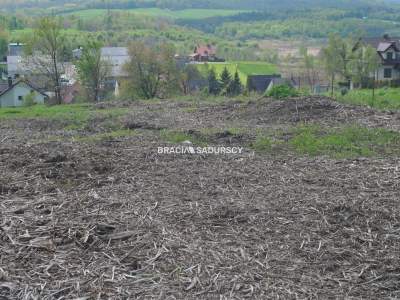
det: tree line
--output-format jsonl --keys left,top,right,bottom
{"left": 18, "top": 17, "right": 248, "bottom": 104}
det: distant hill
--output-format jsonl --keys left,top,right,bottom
{"left": 1, "top": 0, "right": 398, "bottom": 12}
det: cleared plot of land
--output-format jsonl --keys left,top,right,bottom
{"left": 195, "top": 61, "right": 278, "bottom": 84}
{"left": 65, "top": 8, "right": 251, "bottom": 20}
{"left": 1, "top": 96, "right": 400, "bottom": 299}
{"left": 258, "top": 39, "right": 322, "bottom": 58}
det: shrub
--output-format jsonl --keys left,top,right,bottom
{"left": 23, "top": 92, "right": 36, "bottom": 107}
{"left": 266, "top": 84, "right": 298, "bottom": 99}
{"left": 252, "top": 136, "right": 272, "bottom": 151}
{"left": 340, "top": 87, "right": 348, "bottom": 96}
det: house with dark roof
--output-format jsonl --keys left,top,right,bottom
{"left": 0, "top": 78, "right": 48, "bottom": 107}
{"left": 363, "top": 35, "right": 400, "bottom": 81}
{"left": 247, "top": 74, "right": 291, "bottom": 93}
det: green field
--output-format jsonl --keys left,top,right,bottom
{"left": 333, "top": 88, "right": 400, "bottom": 110}
{"left": 65, "top": 8, "right": 250, "bottom": 20}
{"left": 252, "top": 124, "right": 400, "bottom": 158}
{"left": 195, "top": 61, "right": 278, "bottom": 84}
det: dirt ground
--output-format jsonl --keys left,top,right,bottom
{"left": 1, "top": 97, "right": 400, "bottom": 299}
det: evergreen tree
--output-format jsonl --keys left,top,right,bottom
{"left": 220, "top": 66, "right": 232, "bottom": 89}
{"left": 228, "top": 71, "right": 242, "bottom": 96}
{"left": 208, "top": 68, "right": 221, "bottom": 95}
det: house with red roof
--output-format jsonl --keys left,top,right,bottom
{"left": 189, "top": 44, "right": 219, "bottom": 62}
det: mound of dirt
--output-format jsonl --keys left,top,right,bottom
{"left": 239, "top": 96, "right": 400, "bottom": 130}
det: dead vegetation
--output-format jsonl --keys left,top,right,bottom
{"left": 1, "top": 96, "right": 400, "bottom": 299}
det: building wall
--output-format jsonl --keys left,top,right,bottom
{"left": 0, "top": 82, "right": 46, "bottom": 107}
{"left": 375, "top": 66, "right": 400, "bottom": 81}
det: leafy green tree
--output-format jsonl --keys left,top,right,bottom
{"left": 0, "top": 30, "right": 9, "bottom": 58}
{"left": 124, "top": 41, "right": 180, "bottom": 99}
{"left": 76, "top": 40, "right": 110, "bottom": 102}
{"left": 25, "top": 17, "right": 67, "bottom": 104}
{"left": 207, "top": 68, "right": 221, "bottom": 95}
{"left": 321, "top": 34, "right": 348, "bottom": 96}
{"left": 349, "top": 45, "right": 380, "bottom": 101}
{"left": 349, "top": 45, "right": 379, "bottom": 87}
{"left": 180, "top": 64, "right": 203, "bottom": 95}
{"left": 227, "top": 70, "right": 242, "bottom": 96}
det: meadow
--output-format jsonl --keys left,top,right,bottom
{"left": 333, "top": 88, "right": 400, "bottom": 110}
{"left": 194, "top": 61, "right": 278, "bottom": 84}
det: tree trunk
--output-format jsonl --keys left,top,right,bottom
{"left": 372, "top": 77, "right": 375, "bottom": 107}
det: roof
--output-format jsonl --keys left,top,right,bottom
{"left": 363, "top": 36, "right": 400, "bottom": 51}
{"left": 0, "top": 80, "right": 48, "bottom": 98}
{"left": 270, "top": 78, "right": 292, "bottom": 86}
{"left": 377, "top": 42, "right": 398, "bottom": 52}
{"left": 0, "top": 83, "right": 8, "bottom": 94}
{"left": 247, "top": 75, "right": 282, "bottom": 93}
{"left": 194, "top": 45, "right": 217, "bottom": 57}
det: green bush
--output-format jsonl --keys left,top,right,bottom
{"left": 266, "top": 84, "right": 298, "bottom": 99}
{"left": 23, "top": 92, "right": 36, "bottom": 107}
{"left": 252, "top": 136, "right": 272, "bottom": 151}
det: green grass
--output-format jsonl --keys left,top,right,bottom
{"left": 334, "top": 88, "right": 400, "bottom": 110}
{"left": 160, "top": 130, "right": 193, "bottom": 144}
{"left": 289, "top": 125, "right": 400, "bottom": 158}
{"left": 195, "top": 61, "right": 277, "bottom": 85}
{"left": 0, "top": 104, "right": 89, "bottom": 119}
{"left": 0, "top": 104, "right": 129, "bottom": 129}
{"left": 74, "top": 129, "right": 137, "bottom": 142}
{"left": 65, "top": 8, "right": 250, "bottom": 20}
{"left": 252, "top": 125, "right": 400, "bottom": 158}
{"left": 252, "top": 136, "right": 273, "bottom": 151}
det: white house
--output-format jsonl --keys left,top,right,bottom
{"left": 0, "top": 79, "right": 48, "bottom": 107}
{"left": 363, "top": 35, "right": 400, "bottom": 81}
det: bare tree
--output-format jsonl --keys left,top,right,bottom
{"left": 25, "top": 17, "right": 67, "bottom": 104}
{"left": 299, "top": 46, "right": 320, "bottom": 90}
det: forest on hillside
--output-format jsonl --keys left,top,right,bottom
{"left": 0, "top": 0, "right": 398, "bottom": 11}
{"left": 2, "top": 0, "right": 400, "bottom": 62}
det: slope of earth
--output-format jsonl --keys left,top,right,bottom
{"left": 1, "top": 96, "right": 400, "bottom": 299}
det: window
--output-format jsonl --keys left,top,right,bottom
{"left": 387, "top": 52, "right": 393, "bottom": 60}
{"left": 384, "top": 68, "right": 392, "bottom": 79}
{"left": 18, "top": 96, "right": 23, "bottom": 101}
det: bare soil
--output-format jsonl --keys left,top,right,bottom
{"left": 1, "top": 97, "right": 400, "bottom": 299}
